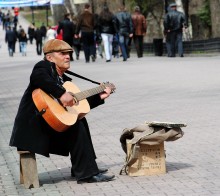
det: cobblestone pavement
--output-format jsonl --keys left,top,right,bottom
{"left": 0, "top": 13, "right": 220, "bottom": 196}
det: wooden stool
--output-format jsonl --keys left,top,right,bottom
{"left": 18, "top": 151, "right": 40, "bottom": 188}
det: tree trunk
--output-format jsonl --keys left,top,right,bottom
{"left": 189, "top": 0, "right": 211, "bottom": 40}
{"left": 209, "top": 0, "right": 220, "bottom": 38}
{"left": 51, "top": 0, "right": 78, "bottom": 25}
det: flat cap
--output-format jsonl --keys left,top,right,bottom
{"left": 170, "top": 3, "right": 177, "bottom": 7}
{"left": 134, "top": 6, "right": 140, "bottom": 12}
{"left": 43, "top": 39, "right": 73, "bottom": 54}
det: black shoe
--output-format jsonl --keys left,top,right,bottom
{"left": 71, "top": 168, "right": 108, "bottom": 177}
{"left": 123, "top": 58, "right": 127, "bottom": 61}
{"left": 77, "top": 173, "right": 115, "bottom": 184}
{"left": 91, "top": 55, "right": 96, "bottom": 62}
{"left": 180, "top": 55, "right": 184, "bottom": 57}
{"left": 106, "top": 60, "right": 111, "bottom": 62}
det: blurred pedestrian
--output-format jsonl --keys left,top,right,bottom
{"left": 40, "top": 22, "right": 47, "bottom": 43}
{"left": 17, "top": 25, "right": 23, "bottom": 52}
{"left": 57, "top": 13, "right": 74, "bottom": 61}
{"left": 0, "top": 9, "right": 3, "bottom": 25}
{"left": 131, "top": 6, "right": 147, "bottom": 58}
{"left": 163, "top": 3, "right": 187, "bottom": 57}
{"left": 98, "top": 6, "right": 116, "bottom": 62}
{"left": 112, "top": 34, "right": 119, "bottom": 58}
{"left": 17, "top": 28, "right": 28, "bottom": 56}
{"left": 5, "top": 26, "right": 17, "bottom": 57}
{"left": 34, "top": 27, "right": 44, "bottom": 55}
{"left": 95, "top": 33, "right": 103, "bottom": 59}
{"left": 46, "top": 25, "right": 57, "bottom": 41}
{"left": 13, "top": 15, "right": 18, "bottom": 30}
{"left": 72, "top": 17, "right": 81, "bottom": 60}
{"left": 163, "top": 5, "right": 172, "bottom": 57}
{"left": 75, "top": 3, "right": 96, "bottom": 63}
{"left": 28, "top": 23, "right": 35, "bottom": 44}
{"left": 115, "top": 4, "right": 133, "bottom": 61}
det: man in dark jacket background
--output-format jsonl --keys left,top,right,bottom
{"left": 5, "top": 26, "right": 17, "bottom": 57}
{"left": 163, "top": 3, "right": 187, "bottom": 57}
{"left": 115, "top": 4, "right": 133, "bottom": 61}
{"left": 57, "top": 13, "right": 75, "bottom": 61}
{"left": 75, "top": 3, "right": 96, "bottom": 63}
{"left": 34, "top": 27, "right": 44, "bottom": 55}
{"left": 9, "top": 39, "right": 115, "bottom": 184}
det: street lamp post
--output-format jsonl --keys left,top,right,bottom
{"left": 31, "top": 7, "right": 35, "bottom": 24}
{"left": 46, "top": 4, "right": 49, "bottom": 26}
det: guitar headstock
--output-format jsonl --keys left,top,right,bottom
{"left": 102, "top": 82, "right": 116, "bottom": 93}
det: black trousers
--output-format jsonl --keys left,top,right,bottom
{"left": 81, "top": 31, "right": 96, "bottom": 62}
{"left": 169, "top": 30, "right": 183, "bottom": 57}
{"left": 36, "top": 40, "right": 42, "bottom": 55}
{"left": 48, "top": 118, "right": 99, "bottom": 181}
{"left": 133, "top": 35, "right": 144, "bottom": 57}
{"left": 69, "top": 120, "right": 99, "bottom": 180}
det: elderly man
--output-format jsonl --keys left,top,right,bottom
{"left": 163, "top": 3, "right": 187, "bottom": 57}
{"left": 131, "top": 6, "right": 147, "bottom": 58}
{"left": 9, "top": 39, "right": 115, "bottom": 184}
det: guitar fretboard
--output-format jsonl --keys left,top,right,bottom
{"left": 74, "top": 85, "right": 106, "bottom": 101}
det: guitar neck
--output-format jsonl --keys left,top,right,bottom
{"left": 74, "top": 85, "right": 105, "bottom": 101}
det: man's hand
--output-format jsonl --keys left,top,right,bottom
{"left": 129, "top": 33, "right": 133, "bottom": 38}
{"left": 60, "top": 92, "right": 76, "bottom": 107}
{"left": 99, "top": 87, "right": 112, "bottom": 100}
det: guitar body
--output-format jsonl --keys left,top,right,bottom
{"left": 32, "top": 81, "right": 90, "bottom": 132}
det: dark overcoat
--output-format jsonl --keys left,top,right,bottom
{"left": 9, "top": 60, "right": 104, "bottom": 157}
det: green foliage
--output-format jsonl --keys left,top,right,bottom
{"left": 21, "top": 8, "right": 52, "bottom": 27}
{"left": 197, "top": 0, "right": 211, "bottom": 27}
{"left": 126, "top": 0, "right": 162, "bottom": 17}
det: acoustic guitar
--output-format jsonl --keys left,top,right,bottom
{"left": 32, "top": 81, "right": 115, "bottom": 132}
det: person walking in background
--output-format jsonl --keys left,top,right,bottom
{"left": 40, "top": 22, "right": 47, "bottom": 43}
{"left": 115, "top": 4, "right": 133, "bottom": 61}
{"left": 34, "top": 27, "right": 44, "bottom": 55}
{"left": 112, "top": 34, "right": 120, "bottom": 58}
{"left": 28, "top": 23, "right": 35, "bottom": 44}
{"left": 0, "top": 9, "right": 3, "bottom": 25}
{"left": 17, "top": 25, "right": 23, "bottom": 52}
{"left": 98, "top": 6, "right": 116, "bottom": 62}
{"left": 5, "top": 26, "right": 17, "bottom": 57}
{"left": 163, "top": 3, "right": 187, "bottom": 57}
{"left": 75, "top": 3, "right": 96, "bottom": 63}
{"left": 46, "top": 25, "right": 57, "bottom": 41}
{"left": 17, "top": 28, "right": 28, "bottom": 56}
{"left": 131, "top": 6, "right": 147, "bottom": 58}
{"left": 72, "top": 17, "right": 81, "bottom": 60}
{"left": 57, "top": 13, "right": 74, "bottom": 61}
{"left": 163, "top": 5, "right": 172, "bottom": 57}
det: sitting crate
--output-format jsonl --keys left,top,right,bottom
{"left": 18, "top": 151, "right": 40, "bottom": 188}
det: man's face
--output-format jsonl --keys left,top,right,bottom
{"left": 47, "top": 51, "right": 71, "bottom": 73}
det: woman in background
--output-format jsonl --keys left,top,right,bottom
{"left": 98, "top": 6, "right": 116, "bottom": 62}
{"left": 18, "top": 28, "right": 28, "bottom": 56}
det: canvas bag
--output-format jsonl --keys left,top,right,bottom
{"left": 119, "top": 121, "right": 186, "bottom": 175}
